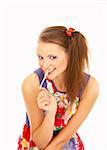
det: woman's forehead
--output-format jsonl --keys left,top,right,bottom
{"left": 36, "top": 42, "right": 66, "bottom": 55}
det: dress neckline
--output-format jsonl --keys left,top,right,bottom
{"left": 40, "top": 68, "right": 67, "bottom": 94}
{"left": 48, "top": 79, "right": 67, "bottom": 94}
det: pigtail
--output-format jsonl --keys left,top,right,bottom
{"left": 65, "top": 31, "right": 89, "bottom": 101}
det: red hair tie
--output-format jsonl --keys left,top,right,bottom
{"left": 66, "top": 27, "right": 75, "bottom": 37}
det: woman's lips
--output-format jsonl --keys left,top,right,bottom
{"left": 48, "top": 68, "right": 56, "bottom": 75}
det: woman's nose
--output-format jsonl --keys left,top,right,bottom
{"left": 42, "top": 60, "right": 50, "bottom": 71}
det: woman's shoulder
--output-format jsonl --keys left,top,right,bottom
{"left": 21, "top": 72, "right": 40, "bottom": 94}
{"left": 90, "top": 76, "right": 99, "bottom": 93}
{"left": 81, "top": 75, "right": 99, "bottom": 101}
{"left": 86, "top": 74, "right": 99, "bottom": 90}
{"left": 84, "top": 72, "right": 99, "bottom": 87}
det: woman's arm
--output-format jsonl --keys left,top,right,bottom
{"left": 44, "top": 77, "right": 99, "bottom": 150}
{"left": 32, "top": 111, "right": 56, "bottom": 149}
{"left": 22, "top": 73, "right": 56, "bottom": 149}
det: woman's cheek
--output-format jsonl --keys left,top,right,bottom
{"left": 38, "top": 61, "right": 43, "bottom": 68}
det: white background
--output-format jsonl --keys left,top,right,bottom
{"left": 1, "top": 0, "right": 107, "bottom": 149}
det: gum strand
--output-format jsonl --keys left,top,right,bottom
{"left": 39, "top": 70, "right": 50, "bottom": 89}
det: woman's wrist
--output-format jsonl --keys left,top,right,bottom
{"left": 45, "top": 110, "right": 56, "bottom": 116}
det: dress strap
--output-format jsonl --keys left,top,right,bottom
{"left": 33, "top": 68, "right": 47, "bottom": 89}
{"left": 77, "top": 73, "right": 90, "bottom": 98}
{"left": 26, "top": 113, "right": 30, "bottom": 128}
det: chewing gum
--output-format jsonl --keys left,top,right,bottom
{"left": 39, "top": 70, "right": 50, "bottom": 89}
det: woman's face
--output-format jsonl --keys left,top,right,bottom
{"left": 36, "top": 41, "right": 68, "bottom": 80}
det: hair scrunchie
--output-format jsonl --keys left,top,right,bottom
{"left": 66, "top": 27, "right": 76, "bottom": 37}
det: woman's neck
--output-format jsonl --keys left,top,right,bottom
{"left": 52, "top": 75, "right": 67, "bottom": 92}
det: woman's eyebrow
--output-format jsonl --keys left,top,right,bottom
{"left": 37, "top": 53, "right": 57, "bottom": 56}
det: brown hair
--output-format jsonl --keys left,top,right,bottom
{"left": 38, "top": 26, "right": 89, "bottom": 103}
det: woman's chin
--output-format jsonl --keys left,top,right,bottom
{"left": 47, "top": 73, "right": 56, "bottom": 80}
{"left": 47, "top": 75, "right": 54, "bottom": 80}
{"left": 47, "top": 69, "right": 56, "bottom": 79}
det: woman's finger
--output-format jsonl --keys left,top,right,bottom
{"left": 37, "top": 95, "right": 50, "bottom": 103}
{"left": 37, "top": 91, "right": 50, "bottom": 100}
{"left": 39, "top": 87, "right": 49, "bottom": 94}
{"left": 37, "top": 96, "right": 50, "bottom": 104}
{"left": 38, "top": 100, "right": 50, "bottom": 108}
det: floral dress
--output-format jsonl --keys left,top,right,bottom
{"left": 17, "top": 68, "right": 90, "bottom": 150}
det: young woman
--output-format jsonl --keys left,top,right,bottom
{"left": 17, "top": 26, "right": 99, "bottom": 150}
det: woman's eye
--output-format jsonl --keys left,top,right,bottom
{"left": 38, "top": 56, "right": 43, "bottom": 60}
{"left": 49, "top": 56, "right": 57, "bottom": 60}
{"left": 37, "top": 55, "right": 57, "bottom": 60}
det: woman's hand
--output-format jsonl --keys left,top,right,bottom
{"left": 37, "top": 87, "right": 57, "bottom": 114}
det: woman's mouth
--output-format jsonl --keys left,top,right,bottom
{"left": 48, "top": 68, "right": 56, "bottom": 75}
